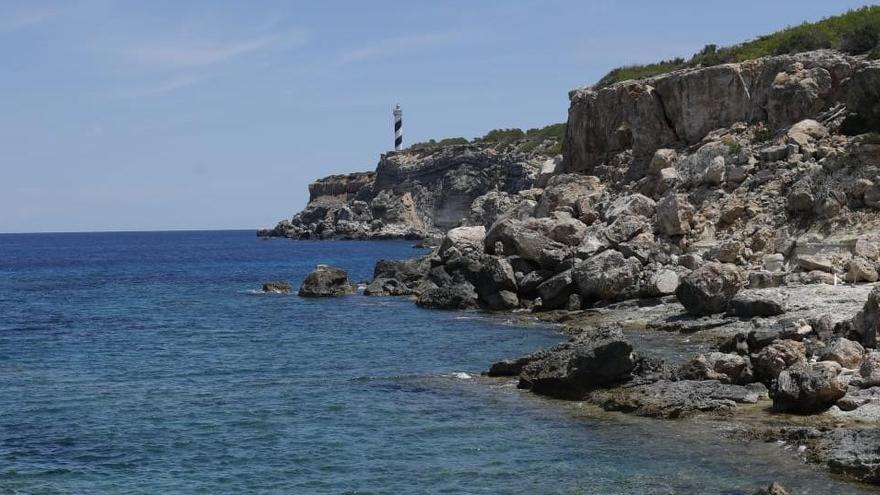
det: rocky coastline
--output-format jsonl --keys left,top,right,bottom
{"left": 267, "top": 48, "right": 880, "bottom": 490}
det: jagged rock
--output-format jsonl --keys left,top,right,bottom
{"left": 517, "top": 327, "right": 635, "bottom": 399}
{"left": 439, "top": 226, "right": 486, "bottom": 257}
{"left": 826, "top": 428, "right": 880, "bottom": 483}
{"left": 364, "top": 277, "right": 412, "bottom": 297}
{"left": 476, "top": 257, "right": 518, "bottom": 309}
{"left": 649, "top": 148, "right": 677, "bottom": 173}
{"left": 518, "top": 269, "right": 551, "bottom": 298}
{"left": 618, "top": 232, "right": 658, "bottom": 264}
{"left": 787, "top": 119, "right": 828, "bottom": 147}
{"left": 534, "top": 174, "right": 603, "bottom": 217}
{"left": 656, "top": 167, "right": 679, "bottom": 192}
{"left": 547, "top": 217, "right": 588, "bottom": 246}
{"left": 752, "top": 339, "right": 806, "bottom": 383}
{"left": 645, "top": 268, "right": 680, "bottom": 296}
{"left": 484, "top": 218, "right": 567, "bottom": 267}
{"left": 748, "top": 270, "right": 786, "bottom": 289}
{"left": 850, "top": 286, "right": 880, "bottom": 348}
{"left": 796, "top": 254, "right": 835, "bottom": 273}
{"left": 858, "top": 352, "right": 880, "bottom": 388}
{"left": 853, "top": 238, "right": 880, "bottom": 261}
{"left": 655, "top": 193, "right": 694, "bottom": 236}
{"left": 706, "top": 240, "right": 745, "bottom": 264}
{"left": 821, "top": 338, "right": 865, "bottom": 369}
{"left": 678, "top": 253, "right": 703, "bottom": 270}
{"left": 416, "top": 285, "right": 478, "bottom": 309}
{"left": 772, "top": 361, "right": 847, "bottom": 413}
{"left": 753, "top": 481, "right": 793, "bottom": 495}
{"left": 604, "top": 215, "right": 650, "bottom": 245}
{"left": 373, "top": 258, "right": 425, "bottom": 285}
{"left": 675, "top": 262, "right": 744, "bottom": 316}
{"left": 261, "top": 281, "right": 291, "bottom": 294}
{"left": 536, "top": 269, "right": 574, "bottom": 310}
{"left": 572, "top": 250, "right": 641, "bottom": 301}
{"left": 678, "top": 352, "right": 752, "bottom": 384}
{"left": 846, "top": 257, "right": 879, "bottom": 283}
{"left": 703, "top": 155, "right": 726, "bottom": 185}
{"left": 763, "top": 253, "right": 785, "bottom": 272}
{"left": 728, "top": 293, "right": 785, "bottom": 317}
{"left": 298, "top": 265, "right": 355, "bottom": 297}
{"left": 590, "top": 379, "right": 759, "bottom": 419}
{"left": 605, "top": 194, "right": 657, "bottom": 221}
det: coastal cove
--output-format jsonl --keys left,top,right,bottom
{"left": 0, "top": 230, "right": 876, "bottom": 494}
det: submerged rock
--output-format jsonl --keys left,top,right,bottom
{"left": 261, "top": 281, "right": 291, "bottom": 294}
{"left": 826, "top": 428, "right": 880, "bottom": 483}
{"left": 590, "top": 380, "right": 760, "bottom": 419}
{"left": 298, "top": 265, "right": 355, "bottom": 297}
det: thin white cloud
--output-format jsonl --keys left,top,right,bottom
{"left": 0, "top": 4, "right": 62, "bottom": 33}
{"left": 116, "top": 29, "right": 308, "bottom": 70}
{"left": 117, "top": 75, "right": 202, "bottom": 99}
{"left": 338, "top": 31, "right": 464, "bottom": 64}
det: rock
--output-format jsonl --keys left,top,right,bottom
{"left": 826, "top": 428, "right": 880, "bottom": 483}
{"left": 439, "top": 226, "right": 486, "bottom": 257}
{"left": 821, "top": 338, "right": 865, "bottom": 369}
{"left": 484, "top": 218, "right": 567, "bottom": 268}
{"left": 534, "top": 174, "right": 603, "bottom": 217}
{"left": 787, "top": 119, "right": 828, "bottom": 147}
{"left": 518, "top": 269, "right": 551, "bottom": 298}
{"left": 647, "top": 269, "right": 680, "bottom": 296}
{"left": 487, "top": 356, "right": 536, "bottom": 377}
{"left": 846, "top": 257, "right": 879, "bottom": 283}
{"left": 604, "top": 194, "right": 657, "bottom": 222}
{"left": 678, "top": 253, "right": 702, "bottom": 270}
{"left": 796, "top": 254, "right": 835, "bottom": 273}
{"left": 656, "top": 167, "right": 679, "bottom": 192}
{"left": 261, "top": 281, "right": 291, "bottom": 294}
{"left": 763, "top": 253, "right": 785, "bottom": 272}
{"left": 536, "top": 269, "right": 574, "bottom": 310}
{"left": 703, "top": 155, "right": 726, "bottom": 185}
{"left": 363, "top": 277, "right": 412, "bottom": 296}
{"left": 547, "top": 217, "right": 588, "bottom": 246}
{"left": 748, "top": 270, "right": 786, "bottom": 289}
{"left": 753, "top": 481, "right": 793, "bottom": 495}
{"left": 675, "top": 262, "right": 744, "bottom": 316}
{"left": 590, "top": 379, "right": 759, "bottom": 419}
{"left": 728, "top": 293, "right": 785, "bottom": 317}
{"left": 649, "top": 148, "right": 677, "bottom": 174}
{"left": 706, "top": 240, "right": 744, "bottom": 264}
{"left": 655, "top": 193, "right": 694, "bottom": 236}
{"left": 858, "top": 351, "right": 880, "bottom": 388}
{"left": 603, "top": 215, "right": 650, "bottom": 245}
{"left": 787, "top": 177, "right": 815, "bottom": 212}
{"left": 752, "top": 339, "right": 806, "bottom": 383}
{"left": 851, "top": 285, "right": 880, "bottom": 348}
{"left": 476, "top": 257, "right": 518, "bottom": 309}
{"left": 298, "top": 265, "right": 355, "bottom": 297}
{"left": 854, "top": 239, "right": 880, "bottom": 261}
{"left": 416, "top": 285, "right": 478, "bottom": 309}
{"left": 772, "top": 361, "right": 847, "bottom": 413}
{"left": 572, "top": 250, "right": 642, "bottom": 301}
{"left": 518, "top": 327, "right": 635, "bottom": 399}
{"left": 678, "top": 352, "right": 751, "bottom": 384}
{"left": 760, "top": 144, "right": 789, "bottom": 162}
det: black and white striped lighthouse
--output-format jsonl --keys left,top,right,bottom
{"left": 393, "top": 104, "right": 403, "bottom": 151}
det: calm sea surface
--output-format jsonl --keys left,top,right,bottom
{"left": 0, "top": 230, "right": 876, "bottom": 494}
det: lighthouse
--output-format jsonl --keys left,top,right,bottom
{"left": 393, "top": 104, "right": 403, "bottom": 151}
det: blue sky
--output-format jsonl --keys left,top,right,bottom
{"left": 1, "top": 0, "right": 875, "bottom": 232}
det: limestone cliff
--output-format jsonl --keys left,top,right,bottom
{"left": 260, "top": 144, "right": 554, "bottom": 240}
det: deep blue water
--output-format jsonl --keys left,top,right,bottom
{"left": 0, "top": 230, "right": 876, "bottom": 494}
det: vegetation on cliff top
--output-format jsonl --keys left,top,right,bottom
{"left": 596, "top": 5, "right": 880, "bottom": 88}
{"left": 409, "top": 123, "right": 565, "bottom": 155}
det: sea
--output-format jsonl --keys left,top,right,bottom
{"left": 0, "top": 230, "right": 876, "bottom": 494}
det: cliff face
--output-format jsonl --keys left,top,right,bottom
{"left": 261, "top": 144, "right": 551, "bottom": 240}
{"left": 565, "top": 50, "right": 865, "bottom": 177}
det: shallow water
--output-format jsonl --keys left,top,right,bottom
{"left": 0, "top": 231, "right": 876, "bottom": 494}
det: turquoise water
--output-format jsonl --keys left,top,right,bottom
{"left": 0, "top": 231, "right": 876, "bottom": 494}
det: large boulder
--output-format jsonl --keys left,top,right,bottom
{"left": 416, "top": 285, "right": 478, "bottom": 310}
{"left": 518, "top": 327, "right": 635, "bottom": 399}
{"left": 533, "top": 174, "right": 603, "bottom": 217}
{"left": 655, "top": 193, "right": 694, "bottom": 236}
{"left": 572, "top": 250, "right": 641, "bottom": 301}
{"left": 677, "top": 352, "right": 752, "bottom": 385}
{"left": 821, "top": 338, "right": 866, "bottom": 369}
{"left": 752, "top": 339, "right": 806, "bottom": 383}
{"left": 675, "top": 262, "right": 744, "bottom": 316}
{"left": 851, "top": 285, "right": 880, "bottom": 348}
{"left": 857, "top": 351, "right": 880, "bottom": 388}
{"left": 536, "top": 269, "right": 574, "bottom": 310}
{"left": 298, "top": 265, "right": 355, "bottom": 297}
{"left": 771, "top": 361, "right": 847, "bottom": 413}
{"left": 484, "top": 218, "right": 567, "bottom": 268}
{"left": 439, "top": 226, "right": 486, "bottom": 257}
{"left": 727, "top": 293, "right": 785, "bottom": 317}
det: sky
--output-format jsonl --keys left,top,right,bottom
{"left": 1, "top": 0, "right": 876, "bottom": 233}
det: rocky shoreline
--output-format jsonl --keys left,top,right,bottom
{"left": 267, "top": 48, "right": 880, "bottom": 491}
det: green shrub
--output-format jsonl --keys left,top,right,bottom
{"left": 478, "top": 128, "right": 526, "bottom": 144}
{"left": 595, "top": 6, "right": 880, "bottom": 88}
{"left": 841, "top": 21, "right": 880, "bottom": 54}
{"left": 723, "top": 137, "right": 743, "bottom": 155}
{"left": 409, "top": 137, "right": 469, "bottom": 150}
{"left": 752, "top": 123, "right": 774, "bottom": 144}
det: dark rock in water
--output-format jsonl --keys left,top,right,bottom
{"left": 590, "top": 379, "right": 759, "bottom": 419}
{"left": 298, "top": 265, "right": 355, "bottom": 297}
{"left": 771, "top": 361, "right": 846, "bottom": 413}
{"left": 727, "top": 294, "right": 785, "bottom": 317}
{"left": 363, "top": 277, "right": 412, "bottom": 297}
{"left": 753, "top": 481, "right": 793, "bottom": 495}
{"left": 373, "top": 258, "right": 426, "bottom": 286}
{"left": 826, "top": 428, "right": 880, "bottom": 483}
{"left": 675, "top": 262, "right": 744, "bottom": 316}
{"left": 416, "top": 285, "right": 478, "bottom": 310}
{"left": 261, "top": 281, "right": 291, "bottom": 294}
{"left": 517, "top": 327, "right": 635, "bottom": 399}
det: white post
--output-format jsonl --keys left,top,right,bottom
{"left": 393, "top": 104, "right": 403, "bottom": 151}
